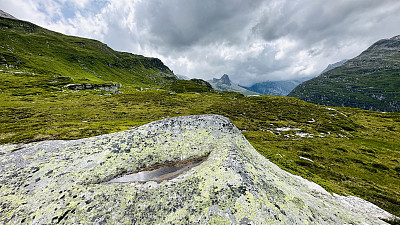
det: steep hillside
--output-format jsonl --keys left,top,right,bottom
{"left": 289, "top": 36, "right": 400, "bottom": 112}
{"left": 208, "top": 74, "right": 259, "bottom": 96}
{"left": 0, "top": 16, "right": 212, "bottom": 92}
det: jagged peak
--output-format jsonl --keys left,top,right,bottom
{"left": 210, "top": 74, "right": 232, "bottom": 86}
{"left": 220, "top": 74, "right": 231, "bottom": 85}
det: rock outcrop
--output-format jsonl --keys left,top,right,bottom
{"left": 64, "top": 82, "right": 122, "bottom": 93}
{"left": 208, "top": 74, "right": 259, "bottom": 96}
{"left": 0, "top": 115, "right": 396, "bottom": 224}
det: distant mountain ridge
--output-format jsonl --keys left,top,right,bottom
{"left": 207, "top": 74, "right": 259, "bottom": 96}
{"left": 320, "top": 59, "right": 348, "bottom": 74}
{"left": 241, "top": 60, "right": 347, "bottom": 96}
{"left": 241, "top": 80, "right": 304, "bottom": 96}
{"left": 289, "top": 35, "right": 400, "bottom": 112}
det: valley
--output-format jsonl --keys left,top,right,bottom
{"left": 0, "top": 12, "right": 399, "bottom": 222}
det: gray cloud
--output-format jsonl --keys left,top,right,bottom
{"left": 2, "top": 0, "right": 400, "bottom": 86}
{"left": 134, "top": 0, "right": 264, "bottom": 49}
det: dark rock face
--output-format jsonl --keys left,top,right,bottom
{"left": 289, "top": 35, "right": 400, "bottom": 112}
{"left": 220, "top": 74, "right": 232, "bottom": 85}
{"left": 0, "top": 115, "right": 396, "bottom": 224}
{"left": 212, "top": 74, "right": 231, "bottom": 86}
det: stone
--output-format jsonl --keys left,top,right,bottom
{"left": 0, "top": 115, "right": 396, "bottom": 224}
{"left": 64, "top": 83, "right": 122, "bottom": 93}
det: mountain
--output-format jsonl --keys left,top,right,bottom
{"left": 241, "top": 60, "right": 347, "bottom": 96}
{"left": 1, "top": 11, "right": 400, "bottom": 220}
{"left": 320, "top": 59, "right": 348, "bottom": 74}
{"left": 0, "top": 12, "right": 212, "bottom": 94}
{"left": 241, "top": 80, "right": 304, "bottom": 96}
{"left": 176, "top": 74, "right": 190, "bottom": 80}
{"left": 208, "top": 74, "right": 260, "bottom": 96}
{"left": 0, "top": 115, "right": 396, "bottom": 224}
{"left": 289, "top": 35, "right": 400, "bottom": 112}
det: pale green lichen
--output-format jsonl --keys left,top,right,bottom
{"left": 0, "top": 115, "right": 396, "bottom": 224}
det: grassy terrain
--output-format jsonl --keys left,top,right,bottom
{"left": 1, "top": 71, "right": 399, "bottom": 217}
{"left": 0, "top": 16, "right": 399, "bottom": 220}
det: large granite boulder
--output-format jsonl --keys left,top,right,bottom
{"left": 0, "top": 115, "right": 396, "bottom": 224}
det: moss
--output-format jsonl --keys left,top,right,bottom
{"left": 1, "top": 16, "right": 399, "bottom": 219}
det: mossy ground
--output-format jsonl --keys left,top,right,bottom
{"left": 1, "top": 16, "right": 399, "bottom": 219}
{"left": 1, "top": 69, "right": 399, "bottom": 217}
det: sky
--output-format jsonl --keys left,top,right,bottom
{"left": 1, "top": 0, "right": 400, "bottom": 86}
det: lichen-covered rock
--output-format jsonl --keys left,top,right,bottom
{"left": 0, "top": 115, "right": 396, "bottom": 224}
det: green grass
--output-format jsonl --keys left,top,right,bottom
{"left": 1, "top": 74, "right": 399, "bottom": 216}
{"left": 0, "top": 16, "right": 399, "bottom": 218}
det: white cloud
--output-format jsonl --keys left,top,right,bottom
{"left": 1, "top": 0, "right": 400, "bottom": 86}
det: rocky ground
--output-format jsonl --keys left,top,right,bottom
{"left": 0, "top": 115, "right": 397, "bottom": 224}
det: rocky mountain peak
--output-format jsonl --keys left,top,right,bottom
{"left": 0, "top": 10, "right": 16, "bottom": 19}
{"left": 220, "top": 74, "right": 231, "bottom": 85}
{"left": 212, "top": 74, "right": 232, "bottom": 85}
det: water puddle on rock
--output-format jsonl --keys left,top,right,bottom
{"left": 106, "top": 155, "right": 208, "bottom": 183}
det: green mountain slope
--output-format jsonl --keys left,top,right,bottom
{"left": 288, "top": 35, "right": 400, "bottom": 112}
{"left": 0, "top": 16, "right": 213, "bottom": 92}
{"left": 0, "top": 15, "right": 399, "bottom": 220}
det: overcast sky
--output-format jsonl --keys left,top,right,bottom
{"left": 1, "top": 0, "right": 400, "bottom": 86}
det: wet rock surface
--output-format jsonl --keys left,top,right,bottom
{"left": 0, "top": 115, "right": 396, "bottom": 224}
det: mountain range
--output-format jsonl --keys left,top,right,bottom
{"left": 241, "top": 79, "right": 305, "bottom": 96}
{"left": 289, "top": 36, "right": 400, "bottom": 112}
{"left": 1, "top": 10, "right": 399, "bottom": 223}
{"left": 239, "top": 59, "right": 348, "bottom": 96}
{"left": 207, "top": 59, "right": 347, "bottom": 97}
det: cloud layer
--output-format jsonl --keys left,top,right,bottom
{"left": 1, "top": 0, "right": 400, "bottom": 86}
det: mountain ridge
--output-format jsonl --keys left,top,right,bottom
{"left": 1, "top": 11, "right": 400, "bottom": 220}
{"left": 288, "top": 35, "right": 400, "bottom": 112}
{"left": 241, "top": 59, "right": 348, "bottom": 96}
